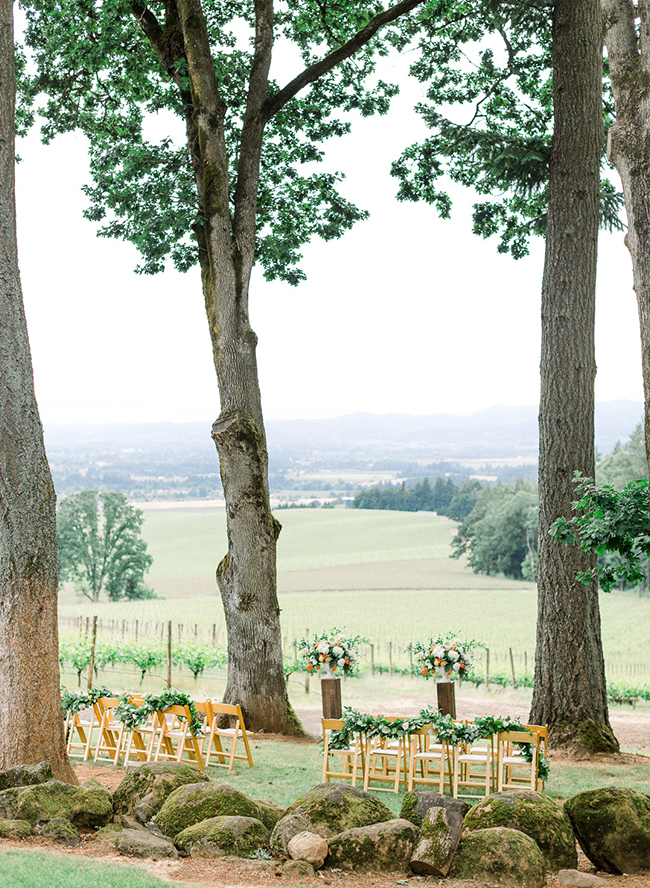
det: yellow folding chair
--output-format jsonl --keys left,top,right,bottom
{"left": 65, "top": 701, "right": 100, "bottom": 761}
{"left": 407, "top": 724, "right": 445, "bottom": 792}
{"left": 93, "top": 697, "right": 127, "bottom": 765}
{"left": 152, "top": 704, "right": 204, "bottom": 771}
{"left": 452, "top": 732, "right": 495, "bottom": 800}
{"left": 496, "top": 730, "right": 540, "bottom": 792}
{"left": 363, "top": 717, "right": 408, "bottom": 794}
{"left": 322, "top": 718, "right": 362, "bottom": 786}
{"left": 121, "top": 695, "right": 160, "bottom": 765}
{"left": 203, "top": 702, "right": 253, "bottom": 770}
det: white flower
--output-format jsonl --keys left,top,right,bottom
{"left": 448, "top": 650, "right": 460, "bottom": 661}
{"left": 332, "top": 645, "right": 343, "bottom": 657}
{"left": 453, "top": 662, "right": 461, "bottom": 672}
{"left": 433, "top": 645, "right": 445, "bottom": 658}
{"left": 337, "top": 658, "right": 345, "bottom": 667}
{"left": 317, "top": 641, "right": 330, "bottom": 654}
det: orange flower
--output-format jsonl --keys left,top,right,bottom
{"left": 307, "top": 664, "right": 313, "bottom": 671}
{"left": 422, "top": 668, "right": 428, "bottom": 675}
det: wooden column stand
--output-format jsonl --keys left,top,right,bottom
{"left": 436, "top": 673, "right": 456, "bottom": 718}
{"left": 321, "top": 677, "right": 342, "bottom": 719}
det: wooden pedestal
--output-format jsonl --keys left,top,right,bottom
{"left": 321, "top": 677, "right": 342, "bottom": 719}
{"left": 437, "top": 677, "right": 456, "bottom": 718}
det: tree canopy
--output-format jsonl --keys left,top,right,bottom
{"left": 57, "top": 490, "right": 154, "bottom": 602}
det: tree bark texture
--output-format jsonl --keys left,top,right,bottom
{"left": 530, "top": 0, "right": 618, "bottom": 753}
{"left": 0, "top": 0, "right": 77, "bottom": 780}
{"left": 130, "top": 0, "right": 427, "bottom": 733}
{"left": 602, "top": 0, "right": 650, "bottom": 472}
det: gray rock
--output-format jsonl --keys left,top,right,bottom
{"left": 464, "top": 789, "right": 577, "bottom": 872}
{"left": 113, "top": 762, "right": 210, "bottom": 825}
{"left": 116, "top": 814, "right": 146, "bottom": 831}
{"left": 117, "top": 828, "right": 179, "bottom": 859}
{"left": 288, "top": 830, "right": 328, "bottom": 869}
{"left": 39, "top": 817, "right": 81, "bottom": 847}
{"left": 557, "top": 870, "right": 609, "bottom": 888}
{"left": 174, "top": 815, "right": 269, "bottom": 859}
{"left": 565, "top": 786, "right": 650, "bottom": 874}
{"left": 327, "top": 818, "right": 419, "bottom": 872}
{"left": 155, "top": 783, "right": 265, "bottom": 839}
{"left": 0, "top": 818, "right": 33, "bottom": 839}
{"left": 401, "top": 790, "right": 470, "bottom": 826}
{"left": 270, "top": 784, "right": 393, "bottom": 857}
{"left": 451, "top": 827, "right": 546, "bottom": 888}
{"left": 410, "top": 806, "right": 463, "bottom": 877}
{"left": 283, "top": 859, "right": 316, "bottom": 878}
{"left": 0, "top": 762, "right": 55, "bottom": 791}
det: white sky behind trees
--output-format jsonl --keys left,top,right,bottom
{"left": 13, "top": 43, "right": 644, "bottom": 426}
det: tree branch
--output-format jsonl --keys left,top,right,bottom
{"left": 262, "top": 0, "right": 428, "bottom": 121}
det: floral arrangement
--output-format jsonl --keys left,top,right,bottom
{"left": 411, "top": 633, "right": 482, "bottom": 679}
{"left": 298, "top": 629, "right": 365, "bottom": 676}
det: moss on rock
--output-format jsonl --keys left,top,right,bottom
{"left": 175, "top": 815, "right": 268, "bottom": 858}
{"left": 451, "top": 827, "right": 546, "bottom": 888}
{"left": 327, "top": 818, "right": 418, "bottom": 872}
{"left": 113, "top": 762, "right": 210, "bottom": 823}
{"left": 0, "top": 818, "right": 33, "bottom": 839}
{"left": 281, "top": 784, "right": 393, "bottom": 836}
{"left": 564, "top": 787, "right": 650, "bottom": 874}
{"left": 253, "top": 798, "right": 286, "bottom": 831}
{"left": 5, "top": 780, "right": 112, "bottom": 830}
{"left": 401, "top": 790, "right": 470, "bottom": 827}
{"left": 464, "top": 790, "right": 577, "bottom": 871}
{"left": 155, "top": 783, "right": 263, "bottom": 838}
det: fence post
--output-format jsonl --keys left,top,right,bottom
{"left": 388, "top": 642, "right": 393, "bottom": 677}
{"left": 509, "top": 647, "right": 518, "bottom": 689}
{"left": 212, "top": 624, "right": 217, "bottom": 646}
{"left": 485, "top": 648, "right": 490, "bottom": 689}
{"left": 87, "top": 615, "right": 98, "bottom": 690}
{"left": 167, "top": 621, "right": 173, "bottom": 689}
{"left": 370, "top": 643, "right": 375, "bottom": 676}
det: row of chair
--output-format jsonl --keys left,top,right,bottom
{"left": 322, "top": 717, "right": 547, "bottom": 799}
{"left": 65, "top": 696, "right": 253, "bottom": 772}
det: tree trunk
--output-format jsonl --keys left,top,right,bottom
{"left": 530, "top": 0, "right": 618, "bottom": 753}
{"left": 173, "top": 0, "right": 301, "bottom": 733}
{"left": 602, "top": 0, "right": 650, "bottom": 473}
{"left": 0, "top": 0, "right": 77, "bottom": 781}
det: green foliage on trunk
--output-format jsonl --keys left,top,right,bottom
{"left": 57, "top": 490, "right": 154, "bottom": 602}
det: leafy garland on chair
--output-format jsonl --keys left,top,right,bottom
{"left": 329, "top": 707, "right": 549, "bottom": 779}
{"left": 60, "top": 687, "right": 204, "bottom": 736}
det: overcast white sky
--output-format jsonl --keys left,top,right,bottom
{"left": 13, "top": 43, "right": 644, "bottom": 426}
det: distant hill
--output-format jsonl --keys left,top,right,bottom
{"left": 43, "top": 400, "right": 643, "bottom": 498}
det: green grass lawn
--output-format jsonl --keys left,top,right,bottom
{"left": 0, "top": 850, "right": 191, "bottom": 888}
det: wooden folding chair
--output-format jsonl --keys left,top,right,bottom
{"left": 407, "top": 724, "right": 445, "bottom": 792}
{"left": 452, "top": 732, "right": 495, "bottom": 800}
{"left": 65, "top": 702, "right": 100, "bottom": 761}
{"left": 121, "top": 695, "right": 160, "bottom": 765}
{"left": 203, "top": 702, "right": 253, "bottom": 770}
{"left": 93, "top": 697, "right": 127, "bottom": 765}
{"left": 363, "top": 717, "right": 408, "bottom": 794}
{"left": 322, "top": 718, "right": 362, "bottom": 786}
{"left": 153, "top": 704, "right": 204, "bottom": 771}
{"left": 496, "top": 730, "right": 540, "bottom": 792}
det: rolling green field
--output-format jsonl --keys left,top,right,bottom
{"left": 56, "top": 506, "right": 650, "bottom": 682}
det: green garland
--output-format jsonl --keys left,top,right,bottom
{"left": 329, "top": 707, "right": 549, "bottom": 780}
{"left": 61, "top": 687, "right": 204, "bottom": 737}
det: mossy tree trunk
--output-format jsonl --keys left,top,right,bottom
{"left": 530, "top": 0, "right": 618, "bottom": 754}
{"left": 0, "top": 0, "right": 77, "bottom": 781}
{"left": 602, "top": 0, "right": 650, "bottom": 474}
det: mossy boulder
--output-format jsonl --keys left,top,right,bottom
{"left": 0, "top": 819, "right": 33, "bottom": 839}
{"left": 464, "top": 789, "right": 577, "bottom": 871}
{"left": 270, "top": 783, "right": 394, "bottom": 856}
{"left": 327, "top": 818, "right": 419, "bottom": 872}
{"left": 400, "top": 790, "right": 470, "bottom": 827}
{"left": 410, "top": 806, "right": 463, "bottom": 877}
{"left": 117, "top": 828, "right": 178, "bottom": 859}
{"left": 174, "top": 815, "right": 269, "bottom": 858}
{"left": 451, "top": 827, "right": 546, "bottom": 888}
{"left": 564, "top": 787, "right": 650, "bottom": 874}
{"left": 155, "top": 783, "right": 263, "bottom": 839}
{"left": 253, "top": 797, "right": 286, "bottom": 830}
{"left": 113, "top": 762, "right": 210, "bottom": 824}
{"left": 39, "top": 817, "right": 81, "bottom": 846}
{"left": 0, "top": 762, "right": 54, "bottom": 791}
{"left": 0, "top": 780, "right": 112, "bottom": 830}
{"left": 95, "top": 822, "right": 125, "bottom": 845}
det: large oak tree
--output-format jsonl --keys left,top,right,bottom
{"left": 20, "top": 0, "right": 429, "bottom": 732}
{"left": 0, "top": 0, "right": 76, "bottom": 780}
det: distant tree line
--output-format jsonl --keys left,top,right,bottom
{"left": 353, "top": 477, "right": 484, "bottom": 521}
